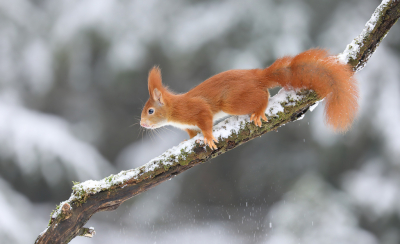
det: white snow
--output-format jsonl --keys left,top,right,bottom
{"left": 296, "top": 114, "right": 305, "bottom": 121}
{"left": 309, "top": 100, "right": 322, "bottom": 112}
{"left": 266, "top": 89, "right": 303, "bottom": 116}
{"left": 85, "top": 227, "right": 96, "bottom": 237}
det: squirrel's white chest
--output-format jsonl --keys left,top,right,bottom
{"left": 167, "top": 111, "right": 230, "bottom": 131}
{"left": 168, "top": 121, "right": 200, "bottom": 131}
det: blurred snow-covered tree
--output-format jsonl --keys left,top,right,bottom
{"left": 1, "top": 0, "right": 400, "bottom": 243}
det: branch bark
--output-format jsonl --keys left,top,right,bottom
{"left": 35, "top": 1, "right": 400, "bottom": 243}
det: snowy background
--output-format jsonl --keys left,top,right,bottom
{"left": 1, "top": 0, "right": 400, "bottom": 243}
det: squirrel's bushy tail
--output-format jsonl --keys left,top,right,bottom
{"left": 264, "top": 49, "right": 359, "bottom": 132}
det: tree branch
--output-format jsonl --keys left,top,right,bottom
{"left": 35, "top": 1, "right": 400, "bottom": 243}
{"left": 338, "top": 0, "right": 400, "bottom": 71}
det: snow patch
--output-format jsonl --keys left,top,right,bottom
{"left": 309, "top": 99, "right": 322, "bottom": 112}
{"left": 296, "top": 114, "right": 305, "bottom": 121}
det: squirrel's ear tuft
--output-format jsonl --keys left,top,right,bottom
{"left": 148, "top": 66, "right": 163, "bottom": 98}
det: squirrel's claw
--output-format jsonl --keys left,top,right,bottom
{"left": 250, "top": 113, "right": 268, "bottom": 127}
{"left": 261, "top": 114, "right": 268, "bottom": 122}
{"left": 204, "top": 136, "right": 218, "bottom": 150}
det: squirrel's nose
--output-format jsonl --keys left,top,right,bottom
{"left": 140, "top": 120, "right": 149, "bottom": 128}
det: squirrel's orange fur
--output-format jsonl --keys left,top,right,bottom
{"left": 140, "top": 49, "right": 359, "bottom": 149}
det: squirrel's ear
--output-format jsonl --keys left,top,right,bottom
{"left": 148, "top": 66, "right": 162, "bottom": 98}
{"left": 153, "top": 88, "right": 164, "bottom": 105}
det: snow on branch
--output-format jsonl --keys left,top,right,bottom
{"left": 338, "top": 0, "right": 400, "bottom": 71}
{"left": 35, "top": 1, "right": 400, "bottom": 243}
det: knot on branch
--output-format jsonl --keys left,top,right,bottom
{"left": 99, "top": 201, "right": 122, "bottom": 211}
{"left": 78, "top": 227, "right": 96, "bottom": 238}
{"left": 61, "top": 202, "right": 72, "bottom": 219}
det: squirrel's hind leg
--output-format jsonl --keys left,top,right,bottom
{"left": 250, "top": 109, "right": 268, "bottom": 127}
{"left": 250, "top": 92, "right": 269, "bottom": 127}
{"left": 223, "top": 88, "right": 269, "bottom": 127}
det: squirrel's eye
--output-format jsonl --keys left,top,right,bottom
{"left": 148, "top": 109, "right": 154, "bottom": 115}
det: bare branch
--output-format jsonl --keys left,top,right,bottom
{"left": 34, "top": 1, "right": 400, "bottom": 243}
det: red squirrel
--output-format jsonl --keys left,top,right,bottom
{"left": 140, "top": 49, "right": 358, "bottom": 150}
